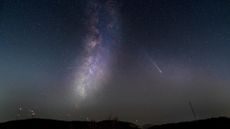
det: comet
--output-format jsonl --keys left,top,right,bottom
{"left": 152, "top": 60, "right": 163, "bottom": 74}
{"left": 148, "top": 56, "right": 163, "bottom": 74}
{"left": 145, "top": 51, "right": 163, "bottom": 74}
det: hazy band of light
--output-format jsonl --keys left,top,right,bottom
{"left": 72, "top": 0, "right": 119, "bottom": 101}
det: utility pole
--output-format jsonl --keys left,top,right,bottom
{"left": 189, "top": 100, "right": 197, "bottom": 120}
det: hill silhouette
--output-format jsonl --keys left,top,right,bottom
{"left": 0, "top": 118, "right": 139, "bottom": 129}
{"left": 1, "top": 117, "right": 230, "bottom": 129}
{"left": 148, "top": 117, "right": 230, "bottom": 129}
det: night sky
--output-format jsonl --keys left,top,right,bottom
{"left": 1, "top": 0, "right": 230, "bottom": 125}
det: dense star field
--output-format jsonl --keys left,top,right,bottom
{"left": 0, "top": 0, "right": 230, "bottom": 125}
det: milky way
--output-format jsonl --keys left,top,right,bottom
{"left": 2, "top": 0, "right": 230, "bottom": 124}
{"left": 73, "top": 0, "right": 120, "bottom": 100}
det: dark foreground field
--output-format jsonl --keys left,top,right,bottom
{"left": 1, "top": 117, "right": 230, "bottom": 129}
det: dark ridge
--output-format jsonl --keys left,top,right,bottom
{"left": 148, "top": 117, "right": 230, "bottom": 129}
{"left": 1, "top": 117, "right": 230, "bottom": 129}
{"left": 98, "top": 120, "right": 139, "bottom": 129}
{"left": 0, "top": 118, "right": 69, "bottom": 129}
{"left": 0, "top": 118, "right": 140, "bottom": 129}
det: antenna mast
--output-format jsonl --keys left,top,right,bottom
{"left": 189, "top": 100, "right": 197, "bottom": 119}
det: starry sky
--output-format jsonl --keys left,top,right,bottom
{"left": 1, "top": 0, "right": 230, "bottom": 125}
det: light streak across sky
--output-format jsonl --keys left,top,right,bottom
{"left": 151, "top": 60, "right": 163, "bottom": 74}
{"left": 145, "top": 51, "right": 163, "bottom": 74}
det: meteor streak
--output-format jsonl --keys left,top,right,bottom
{"left": 145, "top": 52, "right": 163, "bottom": 74}
{"left": 149, "top": 58, "right": 163, "bottom": 74}
{"left": 151, "top": 60, "right": 163, "bottom": 74}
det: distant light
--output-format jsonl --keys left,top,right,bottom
{"left": 18, "top": 107, "right": 23, "bottom": 111}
